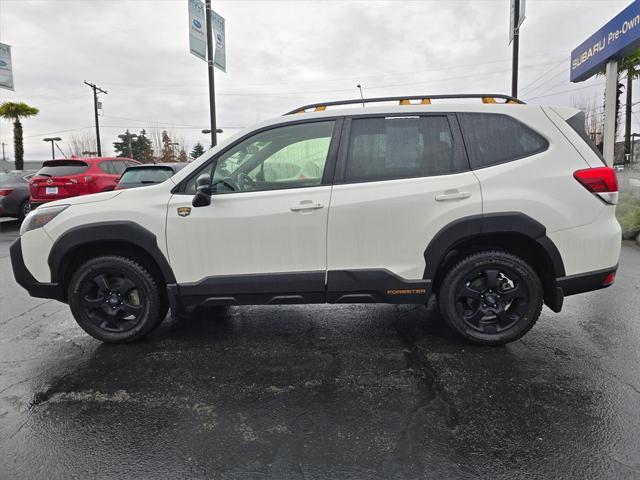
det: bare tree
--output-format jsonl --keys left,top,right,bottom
{"left": 573, "top": 94, "right": 604, "bottom": 149}
{"left": 67, "top": 131, "right": 97, "bottom": 157}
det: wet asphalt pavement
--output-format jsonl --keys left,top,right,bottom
{"left": 0, "top": 218, "right": 639, "bottom": 479}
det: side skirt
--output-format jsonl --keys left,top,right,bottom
{"left": 172, "top": 269, "right": 431, "bottom": 309}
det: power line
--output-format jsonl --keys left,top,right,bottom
{"left": 519, "top": 57, "right": 568, "bottom": 96}
{"left": 525, "top": 82, "right": 606, "bottom": 101}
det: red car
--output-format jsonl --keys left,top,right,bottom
{"left": 30, "top": 157, "right": 139, "bottom": 208}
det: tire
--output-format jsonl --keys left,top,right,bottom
{"left": 438, "top": 250, "right": 543, "bottom": 346}
{"left": 18, "top": 200, "right": 30, "bottom": 222}
{"left": 68, "top": 255, "right": 168, "bottom": 343}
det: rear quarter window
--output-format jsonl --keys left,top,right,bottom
{"left": 566, "top": 111, "right": 605, "bottom": 163}
{"left": 458, "top": 113, "right": 549, "bottom": 169}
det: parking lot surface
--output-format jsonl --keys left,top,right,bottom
{"left": 1, "top": 218, "right": 639, "bottom": 479}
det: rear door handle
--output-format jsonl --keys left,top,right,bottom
{"left": 290, "top": 201, "right": 324, "bottom": 212}
{"left": 435, "top": 191, "right": 471, "bottom": 201}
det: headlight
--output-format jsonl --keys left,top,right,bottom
{"left": 20, "top": 205, "right": 69, "bottom": 235}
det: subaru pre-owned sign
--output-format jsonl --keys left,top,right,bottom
{"left": 571, "top": 0, "right": 640, "bottom": 82}
{"left": 188, "top": 0, "right": 206, "bottom": 61}
{"left": 0, "top": 43, "right": 14, "bottom": 91}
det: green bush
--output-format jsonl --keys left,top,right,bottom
{"left": 617, "top": 193, "right": 640, "bottom": 240}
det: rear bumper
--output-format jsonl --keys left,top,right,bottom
{"left": 10, "top": 238, "right": 65, "bottom": 302}
{"left": 546, "top": 265, "right": 618, "bottom": 312}
{"left": 556, "top": 265, "right": 618, "bottom": 296}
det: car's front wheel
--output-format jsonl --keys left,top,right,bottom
{"left": 68, "top": 255, "right": 167, "bottom": 343}
{"left": 438, "top": 250, "right": 543, "bottom": 346}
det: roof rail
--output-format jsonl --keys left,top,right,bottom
{"left": 284, "top": 94, "right": 524, "bottom": 115}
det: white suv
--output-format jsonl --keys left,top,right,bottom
{"left": 10, "top": 94, "right": 621, "bottom": 345}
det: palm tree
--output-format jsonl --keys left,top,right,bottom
{"left": 0, "top": 101, "right": 39, "bottom": 170}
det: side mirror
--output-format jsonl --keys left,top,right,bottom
{"left": 192, "top": 174, "right": 212, "bottom": 207}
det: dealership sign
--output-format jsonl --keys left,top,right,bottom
{"left": 571, "top": 0, "right": 640, "bottom": 82}
{"left": 0, "top": 43, "right": 14, "bottom": 91}
{"left": 211, "top": 11, "right": 226, "bottom": 72}
{"left": 188, "top": 0, "right": 207, "bottom": 61}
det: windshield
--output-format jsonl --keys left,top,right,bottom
{"left": 37, "top": 161, "right": 89, "bottom": 177}
{"left": 119, "top": 167, "right": 174, "bottom": 184}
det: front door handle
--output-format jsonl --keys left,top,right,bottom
{"left": 435, "top": 191, "right": 471, "bottom": 201}
{"left": 290, "top": 201, "right": 324, "bottom": 212}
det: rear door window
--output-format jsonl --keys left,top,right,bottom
{"left": 343, "top": 115, "right": 467, "bottom": 183}
{"left": 457, "top": 113, "right": 549, "bottom": 169}
{"left": 37, "top": 161, "right": 89, "bottom": 177}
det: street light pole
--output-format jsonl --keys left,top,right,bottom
{"left": 205, "top": 0, "right": 218, "bottom": 148}
{"left": 43, "top": 137, "right": 62, "bottom": 160}
{"left": 84, "top": 81, "right": 107, "bottom": 156}
{"left": 356, "top": 84, "right": 365, "bottom": 107}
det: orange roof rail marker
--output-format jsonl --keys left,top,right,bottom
{"left": 399, "top": 98, "right": 431, "bottom": 105}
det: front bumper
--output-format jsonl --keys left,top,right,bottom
{"left": 10, "top": 238, "right": 65, "bottom": 301}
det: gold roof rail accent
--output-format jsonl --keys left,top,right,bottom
{"left": 314, "top": 106, "right": 326, "bottom": 112}
{"left": 482, "top": 97, "right": 497, "bottom": 104}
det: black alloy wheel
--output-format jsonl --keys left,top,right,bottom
{"left": 68, "top": 256, "right": 167, "bottom": 343}
{"left": 455, "top": 267, "right": 529, "bottom": 335}
{"left": 79, "top": 271, "right": 144, "bottom": 333}
{"left": 438, "top": 251, "right": 543, "bottom": 346}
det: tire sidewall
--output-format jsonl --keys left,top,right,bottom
{"left": 68, "top": 256, "right": 162, "bottom": 343}
{"left": 439, "top": 252, "right": 543, "bottom": 345}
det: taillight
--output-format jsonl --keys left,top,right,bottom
{"left": 0, "top": 189, "right": 13, "bottom": 196}
{"left": 603, "top": 272, "right": 616, "bottom": 286}
{"left": 573, "top": 167, "right": 619, "bottom": 205}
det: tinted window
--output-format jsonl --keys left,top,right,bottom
{"left": 112, "top": 160, "right": 128, "bottom": 175}
{"left": 99, "top": 161, "right": 115, "bottom": 174}
{"left": 119, "top": 167, "right": 174, "bottom": 184}
{"left": 567, "top": 111, "right": 605, "bottom": 162}
{"left": 185, "top": 121, "right": 335, "bottom": 194}
{"left": 344, "top": 116, "right": 466, "bottom": 183}
{"left": 37, "top": 161, "right": 88, "bottom": 177}
{"left": 458, "top": 113, "right": 548, "bottom": 169}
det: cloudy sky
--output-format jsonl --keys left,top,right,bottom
{"left": 0, "top": 0, "right": 635, "bottom": 161}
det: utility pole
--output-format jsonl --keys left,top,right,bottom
{"left": 511, "top": 0, "right": 520, "bottom": 98}
{"left": 205, "top": 0, "right": 218, "bottom": 148}
{"left": 1, "top": 142, "right": 5, "bottom": 161}
{"left": 625, "top": 66, "right": 634, "bottom": 163}
{"left": 84, "top": 81, "right": 107, "bottom": 156}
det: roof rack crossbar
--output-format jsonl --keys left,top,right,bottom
{"left": 284, "top": 94, "right": 525, "bottom": 115}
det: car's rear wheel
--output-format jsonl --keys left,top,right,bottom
{"left": 68, "top": 255, "right": 168, "bottom": 343}
{"left": 18, "top": 200, "right": 30, "bottom": 222}
{"left": 438, "top": 251, "right": 543, "bottom": 346}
